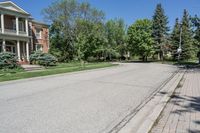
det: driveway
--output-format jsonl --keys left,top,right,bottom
{"left": 0, "top": 63, "right": 177, "bottom": 133}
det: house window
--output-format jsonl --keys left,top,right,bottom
{"left": 35, "top": 44, "right": 43, "bottom": 51}
{"left": 5, "top": 46, "right": 16, "bottom": 53}
{"left": 12, "top": 20, "right": 16, "bottom": 30}
{"left": 35, "top": 28, "right": 42, "bottom": 39}
{"left": 19, "top": 21, "right": 25, "bottom": 31}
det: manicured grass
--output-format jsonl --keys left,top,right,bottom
{"left": 0, "top": 62, "right": 117, "bottom": 82}
{"left": 0, "top": 68, "right": 25, "bottom": 75}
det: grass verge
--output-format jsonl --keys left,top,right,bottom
{"left": 0, "top": 62, "right": 117, "bottom": 82}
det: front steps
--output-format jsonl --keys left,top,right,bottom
{"left": 21, "top": 64, "right": 44, "bottom": 71}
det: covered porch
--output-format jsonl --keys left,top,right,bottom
{"left": 0, "top": 39, "right": 30, "bottom": 62}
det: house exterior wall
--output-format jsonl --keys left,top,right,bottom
{"left": 4, "top": 15, "right": 15, "bottom": 29}
{"left": 0, "top": 1, "right": 49, "bottom": 63}
{"left": 31, "top": 22, "right": 49, "bottom": 53}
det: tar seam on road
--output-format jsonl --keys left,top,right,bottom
{"left": 106, "top": 70, "right": 179, "bottom": 133}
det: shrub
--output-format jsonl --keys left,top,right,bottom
{"left": 29, "top": 51, "right": 43, "bottom": 64}
{"left": 30, "top": 51, "right": 57, "bottom": 66}
{"left": 0, "top": 52, "right": 19, "bottom": 69}
{"left": 37, "top": 54, "right": 57, "bottom": 66}
{"left": 87, "top": 56, "right": 97, "bottom": 62}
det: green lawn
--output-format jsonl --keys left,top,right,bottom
{"left": 0, "top": 62, "right": 117, "bottom": 82}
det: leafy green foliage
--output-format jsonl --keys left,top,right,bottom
{"left": 43, "top": 1, "right": 199, "bottom": 62}
{"left": 128, "top": 19, "right": 155, "bottom": 61}
{"left": 105, "top": 19, "right": 127, "bottom": 60}
{"left": 0, "top": 52, "right": 19, "bottom": 69}
{"left": 30, "top": 51, "right": 57, "bottom": 66}
{"left": 75, "top": 20, "right": 107, "bottom": 61}
{"left": 43, "top": 0, "right": 128, "bottom": 62}
{"left": 43, "top": 0, "right": 105, "bottom": 62}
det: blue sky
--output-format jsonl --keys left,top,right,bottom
{"left": 1, "top": 0, "right": 200, "bottom": 28}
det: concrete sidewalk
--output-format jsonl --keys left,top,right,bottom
{"left": 151, "top": 69, "right": 200, "bottom": 133}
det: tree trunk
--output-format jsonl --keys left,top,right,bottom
{"left": 157, "top": 53, "right": 160, "bottom": 60}
{"left": 104, "top": 52, "right": 107, "bottom": 61}
{"left": 142, "top": 56, "right": 145, "bottom": 62}
{"left": 159, "top": 51, "right": 164, "bottom": 61}
{"left": 199, "top": 57, "right": 200, "bottom": 64}
{"left": 109, "top": 53, "right": 111, "bottom": 61}
{"left": 198, "top": 52, "right": 200, "bottom": 64}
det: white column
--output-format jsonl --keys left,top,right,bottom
{"left": 17, "top": 40, "right": 21, "bottom": 61}
{"left": 2, "top": 39, "right": 6, "bottom": 52}
{"left": 16, "top": 17, "right": 19, "bottom": 35}
{"left": 1, "top": 14, "right": 4, "bottom": 33}
{"left": 25, "top": 19, "right": 29, "bottom": 36}
{"left": 26, "top": 41, "right": 29, "bottom": 61}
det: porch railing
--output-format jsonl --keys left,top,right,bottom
{"left": 2, "top": 29, "right": 28, "bottom": 36}
{"left": 4, "top": 29, "right": 17, "bottom": 34}
{"left": 19, "top": 31, "right": 27, "bottom": 35}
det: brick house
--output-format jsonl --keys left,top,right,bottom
{"left": 0, "top": 1, "right": 49, "bottom": 62}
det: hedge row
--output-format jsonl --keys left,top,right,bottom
{"left": 0, "top": 51, "right": 57, "bottom": 70}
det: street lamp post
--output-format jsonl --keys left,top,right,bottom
{"left": 177, "top": 23, "right": 182, "bottom": 63}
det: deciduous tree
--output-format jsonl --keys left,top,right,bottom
{"left": 42, "top": 0, "right": 105, "bottom": 62}
{"left": 128, "top": 19, "right": 154, "bottom": 61}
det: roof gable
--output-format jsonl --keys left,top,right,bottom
{"left": 0, "top": 1, "right": 30, "bottom": 15}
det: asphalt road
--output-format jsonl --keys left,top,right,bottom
{"left": 0, "top": 63, "right": 177, "bottom": 133}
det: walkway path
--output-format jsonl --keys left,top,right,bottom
{"left": 151, "top": 69, "right": 200, "bottom": 133}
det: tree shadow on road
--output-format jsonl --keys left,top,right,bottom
{"left": 188, "top": 129, "right": 200, "bottom": 133}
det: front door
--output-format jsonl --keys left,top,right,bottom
{"left": 6, "top": 45, "right": 16, "bottom": 54}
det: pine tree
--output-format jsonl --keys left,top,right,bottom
{"left": 171, "top": 18, "right": 180, "bottom": 60}
{"left": 181, "top": 9, "right": 195, "bottom": 60}
{"left": 191, "top": 15, "right": 200, "bottom": 51}
{"left": 191, "top": 15, "right": 200, "bottom": 62}
{"left": 152, "top": 3, "right": 169, "bottom": 60}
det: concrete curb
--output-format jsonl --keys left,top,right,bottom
{"left": 117, "top": 70, "right": 185, "bottom": 133}
{"left": 0, "top": 63, "right": 120, "bottom": 86}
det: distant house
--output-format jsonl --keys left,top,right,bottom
{"left": 0, "top": 1, "right": 49, "bottom": 62}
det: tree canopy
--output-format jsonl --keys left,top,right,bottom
{"left": 42, "top": 0, "right": 106, "bottom": 61}
{"left": 152, "top": 3, "right": 169, "bottom": 60}
{"left": 191, "top": 15, "right": 200, "bottom": 54}
{"left": 42, "top": 0, "right": 127, "bottom": 62}
{"left": 180, "top": 9, "right": 196, "bottom": 60}
{"left": 171, "top": 18, "right": 180, "bottom": 59}
{"left": 42, "top": 1, "right": 200, "bottom": 62}
{"left": 128, "top": 19, "right": 154, "bottom": 61}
